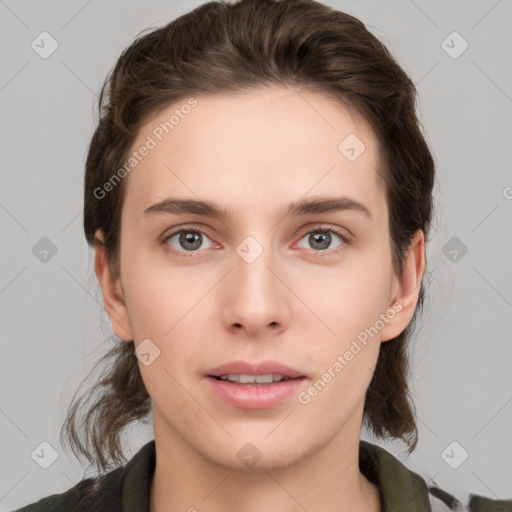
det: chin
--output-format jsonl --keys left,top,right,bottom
{"left": 199, "top": 434, "right": 317, "bottom": 473}
{"left": 219, "top": 450, "right": 306, "bottom": 473}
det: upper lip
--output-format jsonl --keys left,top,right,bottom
{"left": 206, "top": 360, "right": 305, "bottom": 379}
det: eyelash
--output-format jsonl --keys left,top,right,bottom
{"left": 160, "top": 224, "right": 352, "bottom": 258}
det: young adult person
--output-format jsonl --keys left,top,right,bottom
{"left": 14, "top": 1, "right": 512, "bottom": 510}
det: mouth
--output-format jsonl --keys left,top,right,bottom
{"left": 204, "top": 360, "right": 306, "bottom": 409}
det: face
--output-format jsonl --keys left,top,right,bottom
{"left": 96, "top": 86, "right": 423, "bottom": 471}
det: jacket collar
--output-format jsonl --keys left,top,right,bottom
{"left": 359, "top": 439, "right": 432, "bottom": 511}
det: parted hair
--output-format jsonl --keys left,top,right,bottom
{"left": 61, "top": 0, "right": 435, "bottom": 474}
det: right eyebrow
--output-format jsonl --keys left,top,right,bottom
{"left": 142, "top": 198, "right": 235, "bottom": 221}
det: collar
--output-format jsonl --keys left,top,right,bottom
{"left": 359, "top": 439, "right": 432, "bottom": 511}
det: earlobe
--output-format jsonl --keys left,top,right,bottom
{"left": 93, "top": 230, "right": 133, "bottom": 342}
{"left": 380, "top": 229, "right": 426, "bottom": 342}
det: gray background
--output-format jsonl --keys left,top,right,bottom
{"left": 1, "top": 0, "right": 511, "bottom": 509}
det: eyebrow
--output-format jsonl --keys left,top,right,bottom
{"left": 142, "top": 195, "right": 372, "bottom": 221}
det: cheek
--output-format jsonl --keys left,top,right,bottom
{"left": 303, "top": 263, "right": 392, "bottom": 338}
{"left": 120, "top": 242, "right": 201, "bottom": 339}
{"left": 297, "top": 274, "right": 386, "bottom": 411}
{"left": 122, "top": 255, "right": 213, "bottom": 378}
{"left": 297, "top": 262, "right": 391, "bottom": 393}
{"left": 298, "top": 343, "right": 379, "bottom": 426}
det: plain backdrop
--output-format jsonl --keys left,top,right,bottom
{"left": 1, "top": 0, "right": 511, "bottom": 510}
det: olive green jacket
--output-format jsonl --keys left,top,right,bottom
{"left": 12, "top": 439, "right": 512, "bottom": 511}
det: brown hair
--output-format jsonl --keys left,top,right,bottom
{"left": 61, "top": 0, "right": 435, "bottom": 474}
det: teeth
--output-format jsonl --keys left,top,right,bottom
{"left": 219, "top": 374, "right": 288, "bottom": 384}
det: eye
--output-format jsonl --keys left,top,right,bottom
{"left": 163, "top": 229, "right": 214, "bottom": 253}
{"left": 296, "top": 227, "right": 348, "bottom": 254}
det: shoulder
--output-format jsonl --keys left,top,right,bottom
{"left": 468, "top": 496, "right": 512, "bottom": 511}
{"left": 13, "top": 478, "right": 105, "bottom": 512}
{"left": 359, "top": 439, "right": 512, "bottom": 512}
{"left": 11, "top": 440, "right": 155, "bottom": 512}
{"left": 10, "top": 465, "right": 126, "bottom": 511}
{"left": 429, "top": 485, "right": 512, "bottom": 511}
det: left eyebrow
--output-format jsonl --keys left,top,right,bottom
{"left": 285, "top": 196, "right": 372, "bottom": 220}
{"left": 142, "top": 195, "right": 372, "bottom": 221}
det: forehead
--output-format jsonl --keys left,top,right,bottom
{"left": 123, "top": 86, "right": 386, "bottom": 221}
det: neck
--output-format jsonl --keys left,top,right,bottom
{"left": 149, "top": 411, "right": 381, "bottom": 512}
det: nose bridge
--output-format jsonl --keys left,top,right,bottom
{"left": 234, "top": 232, "right": 277, "bottom": 299}
{"left": 223, "top": 231, "right": 287, "bottom": 331}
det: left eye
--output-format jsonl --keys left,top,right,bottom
{"left": 297, "top": 229, "right": 345, "bottom": 252}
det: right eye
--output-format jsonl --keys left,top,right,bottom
{"left": 163, "top": 228, "right": 215, "bottom": 254}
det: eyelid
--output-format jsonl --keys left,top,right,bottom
{"left": 295, "top": 223, "right": 351, "bottom": 241}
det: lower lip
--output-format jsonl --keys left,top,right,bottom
{"left": 205, "top": 376, "right": 305, "bottom": 409}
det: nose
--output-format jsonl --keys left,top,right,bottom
{"left": 220, "top": 239, "right": 290, "bottom": 337}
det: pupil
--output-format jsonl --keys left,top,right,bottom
{"left": 311, "top": 231, "right": 330, "bottom": 250}
{"left": 180, "top": 231, "right": 202, "bottom": 250}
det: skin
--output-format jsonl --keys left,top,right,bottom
{"left": 94, "top": 86, "right": 425, "bottom": 512}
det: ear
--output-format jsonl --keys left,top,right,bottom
{"left": 380, "top": 229, "right": 426, "bottom": 342}
{"left": 94, "top": 230, "right": 134, "bottom": 342}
